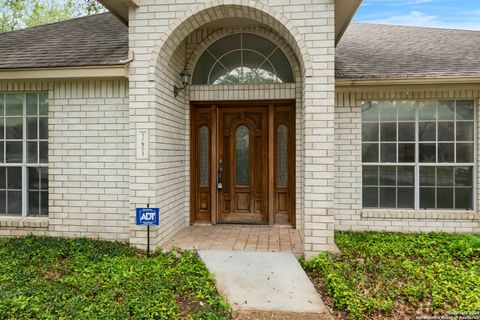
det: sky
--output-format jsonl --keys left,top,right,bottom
{"left": 353, "top": 0, "right": 480, "bottom": 31}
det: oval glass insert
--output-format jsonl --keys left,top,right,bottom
{"left": 236, "top": 125, "right": 249, "bottom": 186}
{"left": 199, "top": 125, "right": 209, "bottom": 187}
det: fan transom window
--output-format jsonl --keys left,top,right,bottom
{"left": 192, "top": 33, "right": 294, "bottom": 85}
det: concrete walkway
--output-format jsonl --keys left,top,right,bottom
{"left": 198, "top": 251, "right": 332, "bottom": 318}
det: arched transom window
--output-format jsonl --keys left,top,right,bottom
{"left": 192, "top": 33, "right": 294, "bottom": 85}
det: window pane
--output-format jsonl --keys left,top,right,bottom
{"left": 0, "top": 94, "right": 3, "bottom": 115}
{"left": 199, "top": 125, "right": 209, "bottom": 187}
{"left": 29, "top": 167, "right": 40, "bottom": 189}
{"left": 362, "top": 166, "right": 378, "bottom": 185}
{"left": 380, "top": 144, "right": 396, "bottom": 162}
{"left": 380, "top": 187, "right": 396, "bottom": 207}
{"left": 28, "top": 191, "right": 39, "bottom": 216}
{"left": 456, "top": 122, "right": 474, "bottom": 141}
{"left": 398, "top": 166, "right": 414, "bottom": 186}
{"left": 398, "top": 143, "right": 415, "bottom": 162}
{"left": 420, "top": 167, "right": 435, "bottom": 186}
{"left": 362, "top": 122, "right": 378, "bottom": 141}
{"left": 39, "top": 117, "right": 48, "bottom": 140}
{"left": 380, "top": 102, "right": 396, "bottom": 121}
{"left": 419, "top": 143, "right": 436, "bottom": 162}
{"left": 455, "top": 167, "right": 473, "bottom": 187}
{"left": 455, "top": 188, "right": 472, "bottom": 209}
{"left": 397, "top": 101, "right": 416, "bottom": 121}
{"left": 418, "top": 101, "right": 436, "bottom": 120}
{"left": 0, "top": 117, "right": 3, "bottom": 139}
{"left": 438, "top": 143, "right": 454, "bottom": 163}
{"left": 236, "top": 125, "right": 249, "bottom": 186}
{"left": 6, "top": 94, "right": 23, "bottom": 116}
{"left": 438, "top": 101, "right": 455, "bottom": 120}
{"left": 362, "top": 143, "right": 378, "bottom": 162}
{"left": 6, "top": 142, "right": 22, "bottom": 163}
{"left": 362, "top": 102, "right": 379, "bottom": 121}
{"left": 27, "top": 142, "right": 37, "bottom": 163}
{"left": 420, "top": 187, "right": 435, "bottom": 209}
{"left": 0, "top": 167, "right": 5, "bottom": 188}
{"left": 438, "top": 122, "right": 454, "bottom": 141}
{"left": 0, "top": 191, "right": 5, "bottom": 214}
{"left": 40, "top": 168, "right": 48, "bottom": 190}
{"left": 5, "top": 117, "right": 23, "bottom": 139}
{"left": 419, "top": 122, "right": 436, "bottom": 141}
{"left": 39, "top": 141, "right": 48, "bottom": 164}
{"left": 26, "top": 117, "right": 37, "bottom": 139}
{"left": 7, "top": 167, "right": 22, "bottom": 189}
{"left": 437, "top": 188, "right": 453, "bottom": 209}
{"left": 380, "top": 122, "right": 396, "bottom": 141}
{"left": 363, "top": 187, "right": 378, "bottom": 207}
{"left": 398, "top": 188, "right": 414, "bottom": 209}
{"left": 39, "top": 93, "right": 48, "bottom": 116}
{"left": 456, "top": 143, "right": 474, "bottom": 163}
{"left": 26, "top": 94, "right": 37, "bottom": 116}
{"left": 7, "top": 191, "right": 22, "bottom": 214}
{"left": 40, "top": 191, "right": 48, "bottom": 215}
{"left": 0, "top": 142, "right": 3, "bottom": 163}
{"left": 277, "top": 125, "right": 288, "bottom": 187}
{"left": 398, "top": 122, "right": 415, "bottom": 141}
{"left": 380, "top": 166, "right": 396, "bottom": 185}
{"left": 456, "top": 101, "right": 474, "bottom": 120}
{"left": 437, "top": 167, "right": 453, "bottom": 186}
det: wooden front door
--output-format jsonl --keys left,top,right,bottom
{"left": 217, "top": 107, "right": 269, "bottom": 223}
{"left": 191, "top": 101, "right": 295, "bottom": 226}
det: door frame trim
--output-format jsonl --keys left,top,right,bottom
{"left": 190, "top": 100, "right": 296, "bottom": 227}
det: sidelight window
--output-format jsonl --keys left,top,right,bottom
{"left": 362, "top": 100, "right": 474, "bottom": 210}
{"left": 0, "top": 93, "right": 48, "bottom": 216}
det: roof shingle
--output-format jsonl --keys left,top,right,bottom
{"left": 0, "top": 13, "right": 127, "bottom": 69}
{"left": 336, "top": 23, "right": 480, "bottom": 80}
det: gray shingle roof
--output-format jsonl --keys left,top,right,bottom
{"left": 1, "top": 15, "right": 480, "bottom": 81}
{"left": 336, "top": 23, "right": 480, "bottom": 80}
{"left": 0, "top": 13, "right": 127, "bottom": 69}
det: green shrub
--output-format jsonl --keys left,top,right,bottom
{"left": 0, "top": 236, "right": 230, "bottom": 319}
{"left": 302, "top": 232, "right": 480, "bottom": 319}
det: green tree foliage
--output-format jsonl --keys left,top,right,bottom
{"left": 0, "top": 0, "right": 105, "bottom": 32}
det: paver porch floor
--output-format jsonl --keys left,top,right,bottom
{"left": 161, "top": 225, "right": 304, "bottom": 257}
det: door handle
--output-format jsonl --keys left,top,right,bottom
{"left": 218, "top": 159, "right": 223, "bottom": 190}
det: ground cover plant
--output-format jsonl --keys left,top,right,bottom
{"left": 0, "top": 236, "right": 230, "bottom": 319}
{"left": 302, "top": 231, "right": 480, "bottom": 319}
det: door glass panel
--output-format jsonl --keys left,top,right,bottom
{"left": 236, "top": 125, "right": 249, "bottom": 186}
{"left": 199, "top": 125, "right": 209, "bottom": 187}
{"left": 277, "top": 125, "right": 288, "bottom": 187}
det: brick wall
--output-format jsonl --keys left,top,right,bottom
{"left": 0, "top": 79, "right": 130, "bottom": 241}
{"left": 335, "top": 84, "right": 480, "bottom": 234}
{"left": 128, "top": 0, "right": 336, "bottom": 256}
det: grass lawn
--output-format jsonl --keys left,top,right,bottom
{"left": 302, "top": 231, "right": 480, "bottom": 320}
{"left": 0, "top": 236, "right": 230, "bottom": 319}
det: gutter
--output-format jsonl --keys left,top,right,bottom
{"left": 336, "top": 76, "right": 480, "bottom": 87}
{"left": 0, "top": 65, "right": 129, "bottom": 80}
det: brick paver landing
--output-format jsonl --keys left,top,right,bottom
{"left": 161, "top": 225, "right": 304, "bottom": 257}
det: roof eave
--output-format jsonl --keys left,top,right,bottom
{"left": 335, "top": 0, "right": 363, "bottom": 45}
{"left": 99, "top": 0, "right": 361, "bottom": 44}
{"left": 97, "top": 0, "right": 139, "bottom": 25}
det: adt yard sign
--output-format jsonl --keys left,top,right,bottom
{"left": 136, "top": 208, "right": 160, "bottom": 226}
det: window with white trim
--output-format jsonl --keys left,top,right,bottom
{"left": 362, "top": 100, "right": 474, "bottom": 210}
{"left": 0, "top": 93, "right": 48, "bottom": 216}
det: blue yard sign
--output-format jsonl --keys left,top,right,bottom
{"left": 136, "top": 208, "right": 160, "bottom": 226}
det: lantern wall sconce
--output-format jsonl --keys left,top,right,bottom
{"left": 174, "top": 66, "right": 191, "bottom": 98}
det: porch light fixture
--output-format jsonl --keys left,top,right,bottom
{"left": 174, "top": 66, "right": 191, "bottom": 97}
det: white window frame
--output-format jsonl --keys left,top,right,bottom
{"left": 361, "top": 99, "right": 476, "bottom": 211}
{"left": 1, "top": 92, "right": 48, "bottom": 217}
